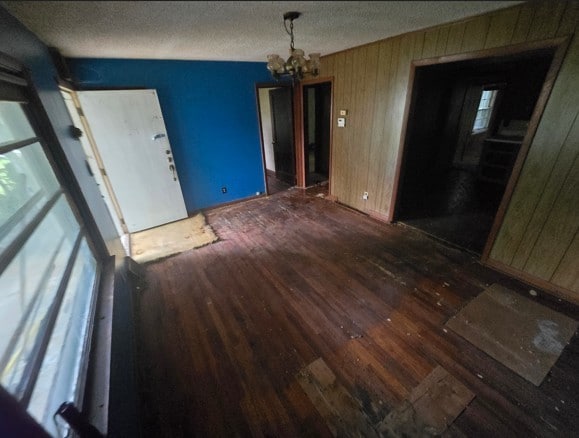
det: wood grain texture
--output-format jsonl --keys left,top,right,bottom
{"left": 510, "top": 2, "right": 536, "bottom": 44}
{"left": 484, "top": 8, "right": 520, "bottom": 49}
{"left": 552, "top": 229, "right": 579, "bottom": 290}
{"left": 510, "top": 113, "right": 579, "bottom": 273}
{"left": 296, "top": 358, "right": 379, "bottom": 437}
{"left": 490, "top": 28, "right": 579, "bottom": 291}
{"left": 527, "top": 0, "right": 566, "bottom": 41}
{"left": 524, "top": 148, "right": 579, "bottom": 279}
{"left": 557, "top": 1, "right": 579, "bottom": 37}
{"left": 135, "top": 188, "right": 579, "bottom": 436}
{"left": 319, "top": 0, "right": 579, "bottom": 299}
{"left": 460, "top": 15, "right": 491, "bottom": 53}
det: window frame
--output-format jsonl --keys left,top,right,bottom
{"left": 0, "top": 51, "right": 110, "bottom": 434}
{"left": 471, "top": 88, "right": 498, "bottom": 134}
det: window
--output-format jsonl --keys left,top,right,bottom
{"left": 1, "top": 61, "right": 100, "bottom": 436}
{"left": 472, "top": 89, "right": 498, "bottom": 132}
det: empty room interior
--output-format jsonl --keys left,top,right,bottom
{"left": 0, "top": 1, "right": 578, "bottom": 437}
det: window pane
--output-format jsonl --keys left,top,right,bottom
{"left": 0, "top": 197, "right": 79, "bottom": 395}
{"left": 1, "top": 84, "right": 99, "bottom": 437}
{"left": 0, "top": 102, "right": 35, "bottom": 145}
{"left": 27, "top": 238, "right": 97, "bottom": 436}
{"left": 472, "top": 90, "right": 497, "bottom": 132}
{"left": 0, "top": 142, "right": 60, "bottom": 249}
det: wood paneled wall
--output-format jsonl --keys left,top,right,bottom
{"left": 320, "top": 1, "right": 579, "bottom": 301}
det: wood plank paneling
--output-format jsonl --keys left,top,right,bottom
{"left": 446, "top": 22, "right": 467, "bottom": 54}
{"left": 422, "top": 29, "right": 439, "bottom": 58}
{"left": 319, "top": 0, "right": 579, "bottom": 300}
{"left": 435, "top": 26, "right": 451, "bottom": 56}
{"left": 491, "top": 33, "right": 579, "bottom": 265}
{"left": 367, "top": 40, "right": 394, "bottom": 213}
{"left": 413, "top": 31, "right": 425, "bottom": 59}
{"left": 557, "top": 1, "right": 579, "bottom": 37}
{"left": 359, "top": 44, "right": 380, "bottom": 211}
{"left": 527, "top": 0, "right": 566, "bottom": 41}
{"left": 345, "top": 47, "right": 367, "bottom": 209}
{"left": 552, "top": 229, "right": 579, "bottom": 290}
{"left": 381, "top": 34, "right": 415, "bottom": 217}
{"left": 523, "top": 149, "right": 579, "bottom": 279}
{"left": 510, "top": 113, "right": 579, "bottom": 270}
{"left": 510, "top": 2, "right": 536, "bottom": 44}
{"left": 461, "top": 15, "right": 492, "bottom": 53}
{"left": 484, "top": 8, "right": 520, "bottom": 49}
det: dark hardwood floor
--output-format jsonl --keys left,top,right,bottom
{"left": 136, "top": 187, "right": 579, "bottom": 437}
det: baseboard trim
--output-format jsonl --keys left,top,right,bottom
{"left": 368, "top": 209, "right": 392, "bottom": 223}
{"left": 483, "top": 258, "right": 578, "bottom": 305}
{"left": 198, "top": 193, "right": 267, "bottom": 214}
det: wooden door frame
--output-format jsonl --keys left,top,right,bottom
{"left": 296, "top": 76, "right": 334, "bottom": 190}
{"left": 59, "top": 85, "right": 129, "bottom": 236}
{"left": 390, "top": 36, "right": 570, "bottom": 263}
{"left": 254, "top": 81, "right": 293, "bottom": 195}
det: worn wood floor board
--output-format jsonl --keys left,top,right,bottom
{"left": 136, "top": 188, "right": 579, "bottom": 437}
{"left": 296, "top": 358, "right": 379, "bottom": 438}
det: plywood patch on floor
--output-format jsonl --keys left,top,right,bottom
{"left": 297, "top": 358, "right": 473, "bottom": 437}
{"left": 446, "top": 284, "right": 578, "bottom": 386}
{"left": 376, "top": 366, "right": 474, "bottom": 437}
{"left": 130, "top": 212, "right": 218, "bottom": 263}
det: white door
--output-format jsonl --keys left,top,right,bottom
{"left": 77, "top": 89, "right": 188, "bottom": 232}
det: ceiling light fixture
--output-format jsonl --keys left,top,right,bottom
{"left": 266, "top": 11, "right": 321, "bottom": 82}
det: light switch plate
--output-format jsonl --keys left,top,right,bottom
{"left": 339, "top": 109, "right": 348, "bottom": 116}
{"left": 337, "top": 117, "right": 346, "bottom": 127}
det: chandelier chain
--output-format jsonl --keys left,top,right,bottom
{"left": 284, "top": 18, "right": 295, "bottom": 51}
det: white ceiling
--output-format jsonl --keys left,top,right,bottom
{"left": 2, "top": 1, "right": 522, "bottom": 62}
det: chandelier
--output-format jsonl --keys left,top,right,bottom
{"left": 266, "top": 11, "right": 321, "bottom": 82}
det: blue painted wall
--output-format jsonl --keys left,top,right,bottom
{"left": 67, "top": 58, "right": 273, "bottom": 213}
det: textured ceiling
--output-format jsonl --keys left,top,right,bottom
{"left": 1, "top": 1, "right": 522, "bottom": 62}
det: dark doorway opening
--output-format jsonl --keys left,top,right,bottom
{"left": 303, "top": 82, "right": 331, "bottom": 187}
{"left": 256, "top": 84, "right": 295, "bottom": 195}
{"left": 395, "top": 47, "right": 555, "bottom": 254}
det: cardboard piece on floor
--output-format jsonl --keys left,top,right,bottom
{"left": 446, "top": 283, "right": 578, "bottom": 386}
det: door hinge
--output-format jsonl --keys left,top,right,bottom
{"left": 76, "top": 106, "right": 84, "bottom": 117}
{"left": 100, "top": 167, "right": 107, "bottom": 176}
{"left": 120, "top": 218, "right": 126, "bottom": 225}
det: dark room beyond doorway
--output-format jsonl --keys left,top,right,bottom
{"left": 303, "top": 82, "right": 331, "bottom": 187}
{"left": 396, "top": 48, "right": 555, "bottom": 254}
{"left": 257, "top": 84, "right": 295, "bottom": 195}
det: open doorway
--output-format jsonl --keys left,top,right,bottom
{"left": 394, "top": 46, "right": 556, "bottom": 254}
{"left": 256, "top": 84, "right": 295, "bottom": 195}
{"left": 303, "top": 81, "right": 332, "bottom": 187}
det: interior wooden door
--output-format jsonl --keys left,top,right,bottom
{"left": 269, "top": 87, "right": 295, "bottom": 185}
{"left": 77, "top": 89, "right": 187, "bottom": 232}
